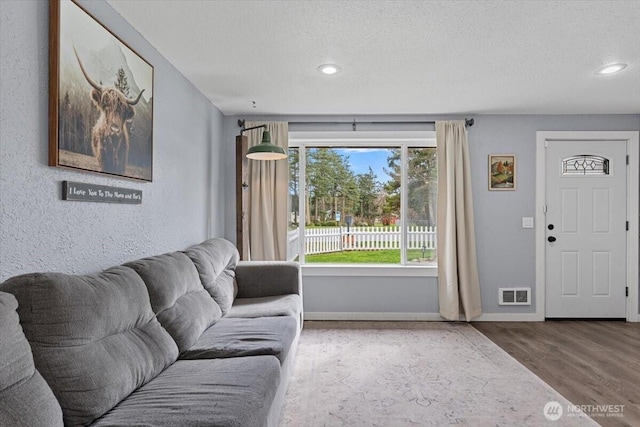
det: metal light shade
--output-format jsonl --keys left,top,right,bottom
{"left": 246, "top": 130, "right": 287, "bottom": 160}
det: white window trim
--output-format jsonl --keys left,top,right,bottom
{"left": 289, "top": 130, "right": 437, "bottom": 270}
{"left": 302, "top": 264, "right": 437, "bottom": 277}
{"left": 289, "top": 131, "right": 436, "bottom": 147}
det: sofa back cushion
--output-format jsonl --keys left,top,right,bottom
{"left": 125, "top": 251, "right": 222, "bottom": 352}
{"left": 0, "top": 292, "right": 63, "bottom": 427}
{"left": 183, "top": 238, "right": 240, "bottom": 316}
{"left": 0, "top": 267, "right": 179, "bottom": 426}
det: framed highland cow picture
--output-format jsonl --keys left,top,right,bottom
{"left": 49, "top": 0, "right": 153, "bottom": 181}
{"left": 488, "top": 154, "right": 516, "bottom": 190}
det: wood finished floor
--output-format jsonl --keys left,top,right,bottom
{"left": 473, "top": 321, "right": 640, "bottom": 427}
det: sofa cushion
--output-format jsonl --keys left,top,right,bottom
{"left": 0, "top": 292, "right": 63, "bottom": 427}
{"left": 183, "top": 238, "right": 240, "bottom": 315}
{"left": 0, "top": 267, "right": 179, "bottom": 426}
{"left": 125, "top": 251, "right": 222, "bottom": 352}
{"left": 235, "top": 261, "right": 301, "bottom": 298}
{"left": 181, "top": 316, "right": 298, "bottom": 363}
{"left": 228, "top": 294, "right": 302, "bottom": 319}
{"left": 91, "top": 356, "right": 281, "bottom": 427}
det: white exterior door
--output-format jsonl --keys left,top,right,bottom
{"left": 545, "top": 140, "right": 627, "bottom": 318}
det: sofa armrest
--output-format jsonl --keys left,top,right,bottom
{"left": 234, "top": 261, "right": 301, "bottom": 298}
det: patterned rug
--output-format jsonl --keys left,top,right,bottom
{"left": 280, "top": 322, "right": 597, "bottom": 426}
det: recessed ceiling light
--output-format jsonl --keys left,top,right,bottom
{"left": 595, "top": 63, "right": 628, "bottom": 75}
{"left": 318, "top": 64, "right": 340, "bottom": 75}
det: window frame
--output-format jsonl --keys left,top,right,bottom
{"left": 289, "top": 131, "right": 437, "bottom": 273}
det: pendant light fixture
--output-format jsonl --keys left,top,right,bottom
{"left": 239, "top": 123, "right": 287, "bottom": 161}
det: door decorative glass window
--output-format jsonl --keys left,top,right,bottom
{"left": 562, "top": 155, "right": 609, "bottom": 175}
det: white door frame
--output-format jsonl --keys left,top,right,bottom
{"left": 535, "top": 131, "right": 639, "bottom": 322}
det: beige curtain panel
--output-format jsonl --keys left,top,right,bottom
{"left": 436, "top": 120, "right": 483, "bottom": 321}
{"left": 244, "top": 121, "right": 289, "bottom": 261}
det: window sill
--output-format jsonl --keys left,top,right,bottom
{"left": 301, "top": 264, "right": 437, "bottom": 277}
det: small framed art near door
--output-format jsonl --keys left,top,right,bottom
{"left": 488, "top": 154, "right": 516, "bottom": 190}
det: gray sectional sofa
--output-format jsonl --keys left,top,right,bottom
{"left": 0, "top": 238, "right": 302, "bottom": 427}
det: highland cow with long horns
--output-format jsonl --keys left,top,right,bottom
{"left": 74, "top": 47, "right": 144, "bottom": 175}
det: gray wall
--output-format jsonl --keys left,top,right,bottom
{"left": 1, "top": 0, "right": 636, "bottom": 315}
{"left": 302, "top": 275, "right": 439, "bottom": 315}
{"left": 223, "top": 114, "right": 639, "bottom": 316}
{"left": 472, "top": 115, "right": 639, "bottom": 314}
{"left": 0, "top": 0, "right": 225, "bottom": 281}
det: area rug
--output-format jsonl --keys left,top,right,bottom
{"left": 280, "top": 322, "right": 597, "bottom": 426}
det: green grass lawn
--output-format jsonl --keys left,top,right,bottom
{"left": 305, "top": 249, "right": 434, "bottom": 263}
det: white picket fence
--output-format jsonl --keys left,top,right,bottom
{"left": 287, "top": 229, "right": 301, "bottom": 261}
{"left": 287, "top": 226, "right": 436, "bottom": 259}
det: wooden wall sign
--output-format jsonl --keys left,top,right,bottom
{"left": 62, "top": 181, "right": 142, "bottom": 204}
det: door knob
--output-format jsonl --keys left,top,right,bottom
{"left": 548, "top": 236, "right": 556, "bottom": 242}
{"left": 548, "top": 224, "right": 554, "bottom": 230}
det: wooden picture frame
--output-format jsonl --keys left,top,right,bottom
{"left": 489, "top": 154, "right": 516, "bottom": 190}
{"left": 49, "top": 0, "right": 153, "bottom": 181}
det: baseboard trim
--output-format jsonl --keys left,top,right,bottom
{"left": 473, "top": 313, "right": 542, "bottom": 322}
{"left": 304, "top": 312, "right": 444, "bottom": 321}
{"left": 304, "top": 312, "right": 542, "bottom": 322}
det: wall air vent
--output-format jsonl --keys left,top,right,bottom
{"left": 499, "top": 287, "right": 531, "bottom": 305}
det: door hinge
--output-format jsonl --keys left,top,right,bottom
{"left": 626, "top": 287, "right": 629, "bottom": 297}
{"left": 626, "top": 221, "right": 629, "bottom": 231}
{"left": 627, "top": 155, "right": 629, "bottom": 165}
{"left": 543, "top": 205, "right": 547, "bottom": 213}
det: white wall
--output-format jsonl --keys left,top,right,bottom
{"left": 223, "top": 114, "right": 640, "bottom": 318}
{"left": 0, "top": 0, "right": 225, "bottom": 281}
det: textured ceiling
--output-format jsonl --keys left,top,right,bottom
{"left": 107, "top": 0, "right": 640, "bottom": 116}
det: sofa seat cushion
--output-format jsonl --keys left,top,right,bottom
{"left": 0, "top": 292, "right": 63, "bottom": 427}
{"left": 228, "top": 294, "right": 302, "bottom": 320}
{"left": 183, "top": 238, "right": 240, "bottom": 316}
{"left": 181, "top": 316, "right": 297, "bottom": 363}
{"left": 91, "top": 356, "right": 281, "bottom": 427}
{"left": 125, "top": 252, "right": 222, "bottom": 353}
{"left": 0, "top": 267, "right": 179, "bottom": 426}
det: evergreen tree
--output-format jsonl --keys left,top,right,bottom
{"left": 306, "top": 148, "right": 357, "bottom": 224}
{"left": 382, "top": 149, "right": 401, "bottom": 223}
{"left": 114, "top": 67, "right": 130, "bottom": 96}
{"left": 383, "top": 148, "right": 438, "bottom": 227}
{"left": 355, "top": 167, "right": 380, "bottom": 224}
{"left": 288, "top": 148, "right": 299, "bottom": 224}
{"left": 407, "top": 147, "right": 437, "bottom": 227}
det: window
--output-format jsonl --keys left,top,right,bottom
{"left": 288, "top": 131, "right": 436, "bottom": 266}
{"left": 561, "top": 155, "right": 609, "bottom": 175}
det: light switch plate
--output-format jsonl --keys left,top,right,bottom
{"left": 522, "top": 217, "right": 534, "bottom": 228}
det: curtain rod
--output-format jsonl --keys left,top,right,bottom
{"left": 237, "top": 118, "right": 474, "bottom": 131}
